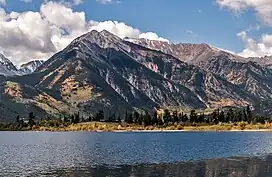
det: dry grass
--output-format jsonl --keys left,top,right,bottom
{"left": 35, "top": 92, "right": 70, "bottom": 115}
{"left": 209, "top": 98, "right": 249, "bottom": 108}
{"left": 5, "top": 81, "right": 23, "bottom": 99}
{"left": 33, "top": 122, "right": 272, "bottom": 132}
{"left": 61, "top": 76, "right": 95, "bottom": 106}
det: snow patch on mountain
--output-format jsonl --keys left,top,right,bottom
{"left": 0, "top": 54, "right": 20, "bottom": 76}
{"left": 0, "top": 54, "right": 45, "bottom": 76}
{"left": 19, "top": 60, "right": 44, "bottom": 74}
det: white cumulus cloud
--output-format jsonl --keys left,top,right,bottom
{"left": 216, "top": 0, "right": 272, "bottom": 25}
{"left": 96, "top": 0, "right": 122, "bottom": 5}
{"left": 0, "top": 0, "right": 6, "bottom": 5}
{"left": 20, "top": 0, "right": 32, "bottom": 3}
{"left": 89, "top": 20, "right": 141, "bottom": 39}
{"left": 216, "top": 0, "right": 272, "bottom": 57}
{"left": 96, "top": 0, "right": 112, "bottom": 4}
{"left": 237, "top": 31, "right": 272, "bottom": 57}
{"left": 72, "top": 0, "right": 83, "bottom": 5}
{"left": 139, "top": 32, "right": 169, "bottom": 42}
{"left": 0, "top": 1, "right": 168, "bottom": 65}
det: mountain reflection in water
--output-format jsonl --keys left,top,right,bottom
{"left": 31, "top": 155, "right": 272, "bottom": 177}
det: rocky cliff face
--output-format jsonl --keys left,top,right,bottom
{"left": 0, "top": 54, "right": 20, "bottom": 76}
{"left": 127, "top": 38, "right": 272, "bottom": 108}
{"left": 125, "top": 38, "right": 245, "bottom": 63}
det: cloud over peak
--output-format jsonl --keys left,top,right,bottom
{"left": 237, "top": 31, "right": 272, "bottom": 57}
{"left": 0, "top": 1, "right": 168, "bottom": 65}
{"left": 217, "top": 0, "right": 272, "bottom": 57}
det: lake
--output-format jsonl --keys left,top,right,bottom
{"left": 1, "top": 132, "right": 272, "bottom": 177}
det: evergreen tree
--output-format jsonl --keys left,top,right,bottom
{"left": 143, "top": 111, "right": 152, "bottom": 126}
{"left": 172, "top": 110, "right": 179, "bottom": 123}
{"left": 182, "top": 113, "right": 189, "bottom": 123}
{"left": 151, "top": 111, "right": 158, "bottom": 125}
{"left": 133, "top": 112, "right": 140, "bottom": 124}
{"left": 107, "top": 111, "right": 112, "bottom": 122}
{"left": 236, "top": 110, "right": 243, "bottom": 122}
{"left": 15, "top": 115, "right": 20, "bottom": 123}
{"left": 74, "top": 112, "right": 80, "bottom": 123}
{"left": 63, "top": 115, "right": 68, "bottom": 123}
{"left": 88, "top": 115, "right": 93, "bottom": 122}
{"left": 137, "top": 114, "right": 144, "bottom": 125}
{"left": 127, "top": 113, "right": 133, "bottom": 124}
{"left": 178, "top": 113, "right": 183, "bottom": 123}
{"left": 246, "top": 105, "right": 252, "bottom": 123}
{"left": 243, "top": 108, "right": 247, "bottom": 122}
{"left": 226, "top": 111, "right": 230, "bottom": 123}
{"left": 107, "top": 111, "right": 115, "bottom": 122}
{"left": 124, "top": 110, "right": 128, "bottom": 123}
{"left": 112, "top": 113, "right": 116, "bottom": 122}
{"left": 70, "top": 115, "right": 75, "bottom": 123}
{"left": 28, "top": 112, "right": 35, "bottom": 127}
{"left": 218, "top": 111, "right": 225, "bottom": 123}
{"left": 198, "top": 113, "right": 205, "bottom": 123}
{"left": 117, "top": 114, "right": 121, "bottom": 123}
{"left": 151, "top": 115, "right": 158, "bottom": 125}
{"left": 94, "top": 110, "right": 104, "bottom": 121}
{"left": 228, "top": 108, "right": 235, "bottom": 122}
{"left": 190, "top": 110, "right": 197, "bottom": 123}
{"left": 157, "top": 117, "right": 164, "bottom": 126}
{"left": 163, "top": 109, "right": 171, "bottom": 124}
{"left": 210, "top": 110, "right": 218, "bottom": 124}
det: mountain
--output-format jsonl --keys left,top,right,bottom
{"left": 0, "top": 30, "right": 271, "bottom": 121}
{"left": 125, "top": 38, "right": 245, "bottom": 64}
{"left": 6, "top": 30, "right": 207, "bottom": 118}
{"left": 19, "top": 60, "right": 44, "bottom": 74}
{"left": 34, "top": 30, "right": 257, "bottom": 108}
{"left": 126, "top": 38, "right": 272, "bottom": 105}
{"left": 0, "top": 54, "right": 20, "bottom": 76}
{"left": 125, "top": 38, "right": 254, "bottom": 66}
{"left": 246, "top": 55, "right": 272, "bottom": 68}
{"left": 0, "top": 54, "right": 45, "bottom": 76}
{"left": 0, "top": 54, "right": 44, "bottom": 77}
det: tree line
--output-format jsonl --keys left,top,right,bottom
{"left": 1, "top": 105, "right": 271, "bottom": 130}
{"left": 41, "top": 105, "right": 272, "bottom": 127}
{"left": 85, "top": 105, "right": 270, "bottom": 126}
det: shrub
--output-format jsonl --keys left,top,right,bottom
{"left": 238, "top": 122, "right": 248, "bottom": 130}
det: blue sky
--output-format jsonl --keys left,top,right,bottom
{"left": 0, "top": 0, "right": 271, "bottom": 64}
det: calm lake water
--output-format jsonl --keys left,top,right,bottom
{"left": 1, "top": 132, "right": 272, "bottom": 177}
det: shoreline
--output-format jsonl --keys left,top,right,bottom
{"left": 2, "top": 129, "right": 272, "bottom": 132}
{"left": 114, "top": 129, "right": 272, "bottom": 132}
{"left": 18, "top": 128, "right": 272, "bottom": 133}
{"left": 5, "top": 129, "right": 272, "bottom": 133}
{"left": 3, "top": 122, "right": 272, "bottom": 132}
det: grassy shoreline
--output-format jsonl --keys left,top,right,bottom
{"left": 19, "top": 122, "right": 272, "bottom": 132}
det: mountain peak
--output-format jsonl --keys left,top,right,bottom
{"left": 67, "top": 30, "right": 130, "bottom": 54}
{"left": 0, "top": 53, "right": 20, "bottom": 76}
{"left": 20, "top": 60, "right": 44, "bottom": 74}
{"left": 100, "top": 29, "right": 114, "bottom": 36}
{"left": 0, "top": 53, "right": 13, "bottom": 65}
